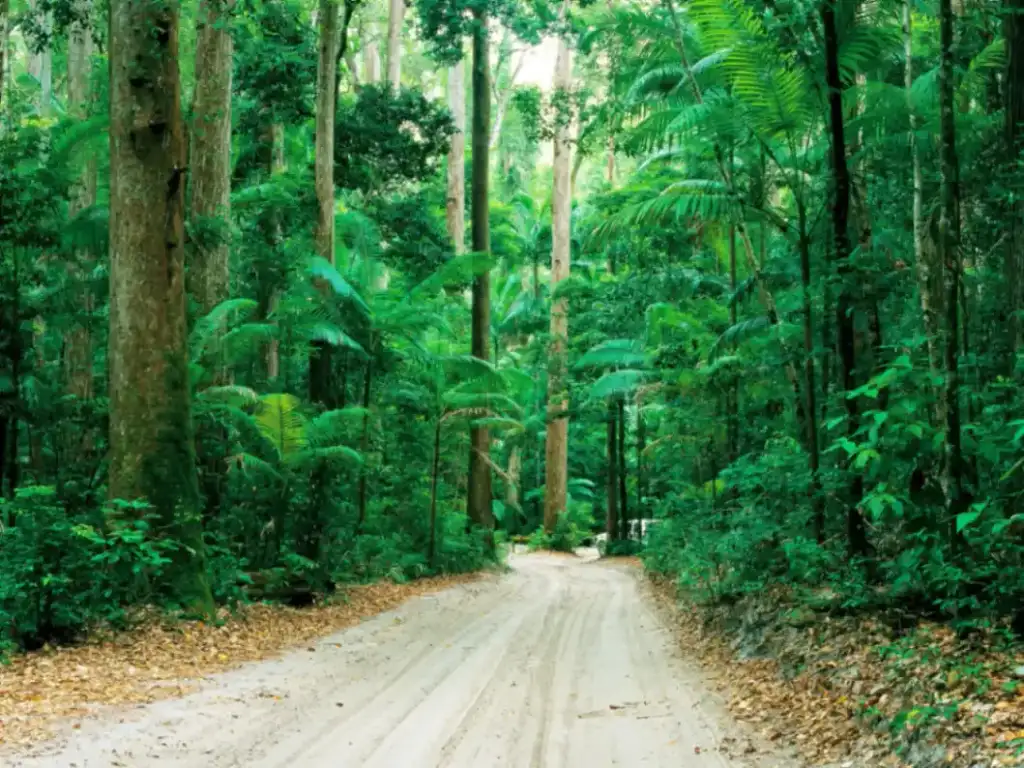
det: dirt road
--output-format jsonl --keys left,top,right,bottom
{"left": 9, "top": 552, "right": 793, "bottom": 768}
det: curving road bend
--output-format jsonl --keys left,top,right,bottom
{"left": 9, "top": 552, "right": 794, "bottom": 768}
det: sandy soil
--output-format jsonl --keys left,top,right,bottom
{"left": 7, "top": 551, "right": 797, "bottom": 768}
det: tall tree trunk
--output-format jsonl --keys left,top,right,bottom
{"left": 605, "top": 401, "right": 618, "bottom": 540}
{"left": 446, "top": 58, "right": 465, "bottom": 254}
{"left": 543, "top": 29, "right": 572, "bottom": 534}
{"left": 822, "top": 0, "right": 868, "bottom": 558}
{"left": 310, "top": 0, "right": 339, "bottom": 407}
{"left": 905, "top": 1, "right": 943, "bottom": 404}
{"left": 109, "top": 0, "right": 212, "bottom": 614}
{"left": 466, "top": 12, "right": 494, "bottom": 533}
{"left": 1006, "top": 0, "right": 1024, "bottom": 361}
{"left": 189, "top": 0, "right": 233, "bottom": 313}
{"left": 386, "top": 0, "right": 403, "bottom": 87}
{"left": 939, "top": 0, "right": 969, "bottom": 544}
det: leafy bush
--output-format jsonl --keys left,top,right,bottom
{"left": 0, "top": 488, "right": 176, "bottom": 649}
{"left": 528, "top": 500, "right": 595, "bottom": 553}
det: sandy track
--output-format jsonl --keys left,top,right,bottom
{"left": 8, "top": 552, "right": 794, "bottom": 768}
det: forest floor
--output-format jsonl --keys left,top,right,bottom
{"left": 5, "top": 551, "right": 800, "bottom": 767}
{"left": 646, "top": 578, "right": 1024, "bottom": 768}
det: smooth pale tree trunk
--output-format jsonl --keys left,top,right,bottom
{"left": 938, "top": 0, "right": 969, "bottom": 544}
{"left": 446, "top": 58, "right": 466, "bottom": 254}
{"left": 65, "top": 1, "right": 95, "bottom": 403}
{"left": 310, "top": 0, "right": 338, "bottom": 407}
{"left": 543, "top": 31, "right": 572, "bottom": 534}
{"left": 467, "top": 11, "right": 495, "bottom": 534}
{"left": 189, "top": 0, "right": 233, "bottom": 312}
{"left": 822, "top": 0, "right": 869, "bottom": 559}
{"left": 109, "top": 0, "right": 212, "bottom": 614}
{"left": 386, "top": 0, "right": 402, "bottom": 87}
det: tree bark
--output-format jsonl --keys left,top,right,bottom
{"left": 466, "top": 11, "right": 494, "bottom": 533}
{"left": 310, "top": 0, "right": 339, "bottom": 407}
{"left": 109, "top": 0, "right": 212, "bottom": 613}
{"left": 446, "top": 58, "right": 466, "bottom": 254}
{"left": 189, "top": 0, "right": 233, "bottom": 313}
{"left": 822, "top": 0, "right": 868, "bottom": 558}
{"left": 543, "top": 29, "right": 572, "bottom": 534}
{"left": 939, "top": 0, "right": 969, "bottom": 544}
{"left": 386, "top": 0, "right": 403, "bottom": 87}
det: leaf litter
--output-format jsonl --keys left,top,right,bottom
{"left": 645, "top": 575, "right": 1024, "bottom": 768}
{"left": 0, "top": 573, "right": 483, "bottom": 748}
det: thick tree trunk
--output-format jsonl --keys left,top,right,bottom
{"left": 386, "top": 0, "right": 403, "bottom": 87}
{"left": 446, "top": 58, "right": 466, "bottom": 254}
{"left": 1006, "top": 0, "right": 1024, "bottom": 360}
{"left": 822, "top": 0, "right": 868, "bottom": 558}
{"left": 109, "top": 0, "right": 212, "bottom": 613}
{"left": 189, "top": 0, "right": 233, "bottom": 313}
{"left": 605, "top": 402, "right": 618, "bottom": 540}
{"left": 543, "top": 31, "right": 572, "bottom": 534}
{"left": 939, "top": 0, "right": 969, "bottom": 544}
{"left": 310, "top": 0, "right": 339, "bottom": 407}
{"left": 466, "top": 12, "right": 494, "bottom": 533}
